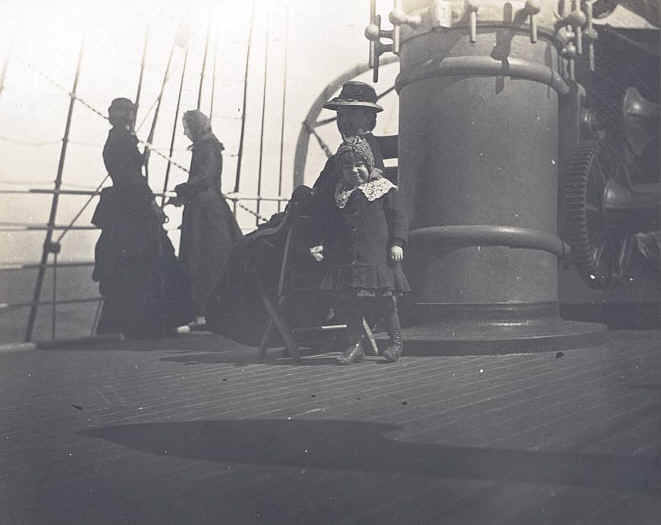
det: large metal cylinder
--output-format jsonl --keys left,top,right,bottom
{"left": 395, "top": 0, "right": 604, "bottom": 347}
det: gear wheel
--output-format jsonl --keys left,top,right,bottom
{"left": 564, "top": 140, "right": 622, "bottom": 289}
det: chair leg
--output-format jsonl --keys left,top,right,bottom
{"left": 260, "top": 291, "right": 300, "bottom": 362}
{"left": 361, "top": 317, "right": 379, "bottom": 355}
{"left": 258, "top": 319, "right": 274, "bottom": 361}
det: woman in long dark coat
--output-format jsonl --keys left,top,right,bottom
{"left": 92, "top": 98, "right": 193, "bottom": 337}
{"left": 176, "top": 110, "right": 243, "bottom": 325}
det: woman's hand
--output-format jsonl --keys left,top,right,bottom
{"left": 310, "top": 245, "right": 325, "bottom": 262}
{"left": 390, "top": 245, "right": 404, "bottom": 262}
{"left": 150, "top": 201, "right": 168, "bottom": 224}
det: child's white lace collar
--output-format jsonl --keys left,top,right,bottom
{"left": 335, "top": 177, "right": 397, "bottom": 209}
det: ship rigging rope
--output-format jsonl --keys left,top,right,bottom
{"left": 54, "top": 175, "right": 109, "bottom": 244}
{"left": 18, "top": 58, "right": 269, "bottom": 222}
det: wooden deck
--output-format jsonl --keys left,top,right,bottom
{"left": 2, "top": 330, "right": 661, "bottom": 524}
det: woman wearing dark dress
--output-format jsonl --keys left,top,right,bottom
{"left": 175, "top": 110, "right": 243, "bottom": 326}
{"left": 92, "top": 98, "right": 192, "bottom": 337}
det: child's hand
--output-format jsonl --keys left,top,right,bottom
{"left": 390, "top": 245, "right": 403, "bottom": 262}
{"left": 310, "top": 245, "right": 324, "bottom": 262}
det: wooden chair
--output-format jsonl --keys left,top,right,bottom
{"left": 256, "top": 211, "right": 378, "bottom": 362}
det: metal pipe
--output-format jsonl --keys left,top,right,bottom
{"left": 0, "top": 224, "right": 98, "bottom": 231}
{"left": 25, "top": 39, "right": 84, "bottom": 342}
{"left": 408, "top": 225, "right": 571, "bottom": 258}
{"left": 234, "top": 0, "right": 256, "bottom": 193}
{"left": 162, "top": 45, "right": 190, "bottom": 207}
{"left": 256, "top": 16, "right": 270, "bottom": 224}
{"left": 6, "top": 188, "right": 102, "bottom": 195}
{"left": 2, "top": 297, "right": 102, "bottom": 312}
{"left": 0, "top": 188, "right": 285, "bottom": 201}
{"left": 0, "top": 188, "right": 175, "bottom": 197}
{"left": 0, "top": 261, "right": 94, "bottom": 271}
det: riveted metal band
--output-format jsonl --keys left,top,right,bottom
{"left": 396, "top": 55, "right": 570, "bottom": 95}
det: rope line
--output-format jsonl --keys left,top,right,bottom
{"left": 135, "top": 93, "right": 162, "bottom": 132}
{"left": 18, "top": 57, "right": 270, "bottom": 222}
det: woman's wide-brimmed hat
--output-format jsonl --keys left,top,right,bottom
{"left": 323, "top": 81, "right": 383, "bottom": 113}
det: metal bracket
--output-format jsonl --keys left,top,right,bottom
{"left": 366, "top": 0, "right": 397, "bottom": 82}
{"left": 523, "top": 0, "right": 542, "bottom": 43}
{"left": 554, "top": 0, "right": 592, "bottom": 81}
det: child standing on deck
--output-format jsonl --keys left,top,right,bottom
{"left": 311, "top": 136, "right": 410, "bottom": 364}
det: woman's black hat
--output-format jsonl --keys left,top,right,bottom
{"left": 323, "top": 81, "right": 383, "bottom": 112}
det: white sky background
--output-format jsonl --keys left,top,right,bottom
{"left": 0, "top": 0, "right": 400, "bottom": 263}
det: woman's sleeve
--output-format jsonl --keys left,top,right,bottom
{"left": 384, "top": 189, "right": 408, "bottom": 247}
{"left": 303, "top": 157, "right": 336, "bottom": 246}
{"left": 188, "top": 143, "right": 220, "bottom": 192}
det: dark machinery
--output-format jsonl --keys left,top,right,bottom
{"left": 564, "top": 87, "right": 660, "bottom": 288}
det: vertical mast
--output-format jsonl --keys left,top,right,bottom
{"left": 233, "top": 0, "right": 256, "bottom": 193}
{"left": 197, "top": 12, "right": 212, "bottom": 110}
{"left": 133, "top": 26, "right": 150, "bottom": 131}
{"left": 0, "top": 38, "right": 12, "bottom": 97}
{"left": 255, "top": 13, "right": 270, "bottom": 223}
{"left": 277, "top": 2, "right": 289, "bottom": 212}
{"left": 144, "top": 30, "right": 179, "bottom": 182}
{"left": 25, "top": 39, "right": 84, "bottom": 342}
{"left": 209, "top": 32, "right": 219, "bottom": 120}
{"left": 161, "top": 45, "right": 190, "bottom": 207}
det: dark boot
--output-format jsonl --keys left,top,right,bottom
{"left": 382, "top": 297, "right": 403, "bottom": 363}
{"left": 337, "top": 341, "right": 365, "bottom": 365}
{"left": 382, "top": 329, "right": 402, "bottom": 362}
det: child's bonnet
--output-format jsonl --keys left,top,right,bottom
{"left": 334, "top": 136, "right": 396, "bottom": 209}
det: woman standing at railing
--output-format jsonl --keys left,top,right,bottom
{"left": 92, "top": 98, "right": 193, "bottom": 337}
{"left": 174, "top": 110, "right": 242, "bottom": 327}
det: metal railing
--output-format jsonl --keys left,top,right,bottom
{"left": 1, "top": 14, "right": 296, "bottom": 343}
{"left": 0, "top": 187, "right": 289, "bottom": 342}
